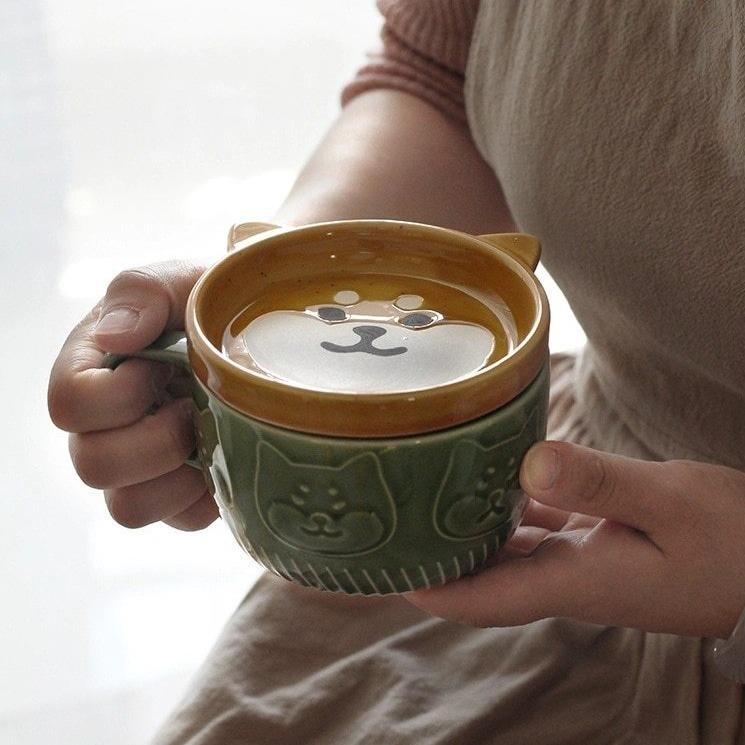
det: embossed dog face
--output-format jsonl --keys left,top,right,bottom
{"left": 433, "top": 409, "right": 538, "bottom": 541}
{"left": 255, "top": 442, "right": 396, "bottom": 556}
{"left": 223, "top": 292, "right": 500, "bottom": 394}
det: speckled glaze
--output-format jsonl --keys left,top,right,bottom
{"left": 186, "top": 221, "right": 549, "bottom": 437}
{"left": 190, "top": 361, "right": 549, "bottom": 595}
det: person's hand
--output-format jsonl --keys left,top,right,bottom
{"left": 48, "top": 261, "right": 218, "bottom": 531}
{"left": 405, "top": 441, "right": 745, "bottom": 639}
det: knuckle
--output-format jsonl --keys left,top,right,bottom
{"left": 68, "top": 435, "right": 109, "bottom": 489}
{"left": 48, "top": 306, "right": 107, "bottom": 433}
{"left": 164, "top": 489, "right": 215, "bottom": 532}
{"left": 583, "top": 455, "right": 617, "bottom": 509}
{"left": 105, "top": 489, "right": 148, "bottom": 529}
{"left": 49, "top": 376, "right": 98, "bottom": 434}
{"left": 106, "top": 266, "right": 161, "bottom": 296}
{"left": 48, "top": 377, "right": 77, "bottom": 431}
{"left": 660, "top": 461, "right": 719, "bottom": 534}
{"left": 104, "top": 267, "right": 171, "bottom": 313}
{"left": 104, "top": 264, "right": 188, "bottom": 327}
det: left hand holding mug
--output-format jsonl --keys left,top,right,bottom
{"left": 49, "top": 261, "right": 216, "bottom": 531}
{"left": 405, "top": 441, "right": 745, "bottom": 639}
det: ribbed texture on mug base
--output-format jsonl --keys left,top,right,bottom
{"left": 247, "top": 531, "right": 505, "bottom": 595}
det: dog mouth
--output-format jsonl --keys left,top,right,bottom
{"left": 299, "top": 512, "right": 344, "bottom": 538}
{"left": 300, "top": 525, "right": 343, "bottom": 537}
{"left": 474, "top": 498, "right": 509, "bottom": 524}
{"left": 321, "top": 325, "right": 407, "bottom": 357}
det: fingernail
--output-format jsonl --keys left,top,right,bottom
{"left": 523, "top": 445, "right": 559, "bottom": 490}
{"left": 94, "top": 307, "right": 140, "bottom": 336}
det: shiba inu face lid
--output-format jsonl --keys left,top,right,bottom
{"left": 222, "top": 282, "right": 517, "bottom": 395}
{"left": 189, "top": 222, "right": 548, "bottom": 437}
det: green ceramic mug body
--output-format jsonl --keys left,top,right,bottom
{"left": 194, "top": 361, "right": 549, "bottom": 595}
{"left": 105, "top": 333, "right": 548, "bottom": 594}
{"left": 103, "top": 220, "right": 551, "bottom": 595}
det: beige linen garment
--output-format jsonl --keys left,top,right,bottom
{"left": 153, "top": 2, "right": 745, "bottom": 743}
{"left": 467, "top": 1, "right": 745, "bottom": 471}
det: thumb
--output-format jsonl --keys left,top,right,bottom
{"left": 93, "top": 261, "right": 205, "bottom": 354}
{"left": 520, "top": 441, "right": 675, "bottom": 535}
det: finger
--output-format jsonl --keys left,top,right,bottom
{"left": 564, "top": 513, "right": 603, "bottom": 530}
{"left": 407, "top": 521, "right": 661, "bottom": 628}
{"left": 406, "top": 533, "right": 587, "bottom": 627}
{"left": 92, "top": 261, "right": 206, "bottom": 354}
{"left": 49, "top": 259, "right": 204, "bottom": 434}
{"left": 104, "top": 464, "right": 208, "bottom": 528}
{"left": 520, "top": 441, "right": 676, "bottom": 535}
{"left": 501, "top": 525, "right": 553, "bottom": 557}
{"left": 521, "top": 498, "right": 572, "bottom": 531}
{"left": 48, "top": 307, "right": 175, "bottom": 433}
{"left": 163, "top": 492, "right": 219, "bottom": 531}
{"left": 69, "top": 398, "right": 195, "bottom": 489}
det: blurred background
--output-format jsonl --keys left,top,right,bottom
{"left": 0, "top": 2, "right": 585, "bottom": 743}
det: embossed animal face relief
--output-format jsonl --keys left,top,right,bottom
{"left": 255, "top": 442, "right": 396, "bottom": 556}
{"left": 434, "top": 410, "right": 538, "bottom": 541}
{"left": 223, "top": 291, "right": 507, "bottom": 394}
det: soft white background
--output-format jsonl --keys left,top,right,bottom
{"left": 0, "top": 2, "right": 585, "bottom": 743}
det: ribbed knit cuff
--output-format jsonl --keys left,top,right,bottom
{"left": 340, "top": 0, "right": 480, "bottom": 124}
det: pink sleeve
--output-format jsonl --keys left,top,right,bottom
{"left": 341, "top": 0, "right": 481, "bottom": 124}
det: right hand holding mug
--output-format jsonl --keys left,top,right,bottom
{"left": 48, "top": 261, "right": 217, "bottom": 531}
{"left": 405, "top": 442, "right": 745, "bottom": 639}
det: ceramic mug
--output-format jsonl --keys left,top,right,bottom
{"left": 103, "top": 220, "right": 550, "bottom": 595}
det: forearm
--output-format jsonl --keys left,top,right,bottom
{"left": 275, "top": 90, "right": 514, "bottom": 235}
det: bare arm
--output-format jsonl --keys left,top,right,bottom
{"left": 277, "top": 89, "right": 514, "bottom": 235}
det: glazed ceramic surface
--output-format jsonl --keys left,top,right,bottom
{"left": 191, "top": 362, "right": 549, "bottom": 594}
{"left": 103, "top": 219, "right": 551, "bottom": 594}
{"left": 186, "top": 220, "right": 549, "bottom": 437}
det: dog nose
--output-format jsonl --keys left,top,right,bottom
{"left": 354, "top": 325, "right": 387, "bottom": 339}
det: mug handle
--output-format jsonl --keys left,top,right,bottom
{"left": 101, "top": 330, "right": 202, "bottom": 470}
{"left": 101, "top": 329, "right": 190, "bottom": 371}
{"left": 477, "top": 233, "right": 541, "bottom": 271}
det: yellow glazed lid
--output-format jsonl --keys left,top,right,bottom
{"left": 185, "top": 220, "right": 549, "bottom": 438}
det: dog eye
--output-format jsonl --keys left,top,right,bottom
{"left": 400, "top": 311, "right": 437, "bottom": 328}
{"left": 318, "top": 306, "right": 348, "bottom": 322}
